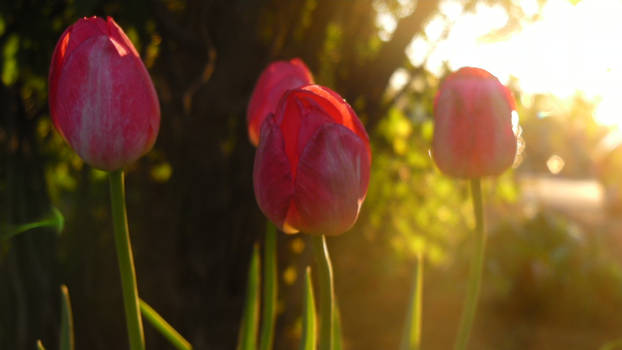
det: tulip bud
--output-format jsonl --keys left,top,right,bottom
{"left": 253, "top": 85, "right": 371, "bottom": 236}
{"left": 432, "top": 67, "right": 517, "bottom": 178}
{"left": 49, "top": 16, "right": 160, "bottom": 171}
{"left": 247, "top": 58, "right": 314, "bottom": 146}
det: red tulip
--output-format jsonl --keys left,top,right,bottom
{"left": 49, "top": 16, "right": 160, "bottom": 171}
{"left": 253, "top": 85, "right": 371, "bottom": 236}
{"left": 247, "top": 58, "right": 314, "bottom": 146}
{"left": 432, "top": 67, "right": 517, "bottom": 178}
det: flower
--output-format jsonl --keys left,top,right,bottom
{"left": 247, "top": 58, "right": 313, "bottom": 146}
{"left": 253, "top": 85, "right": 371, "bottom": 236}
{"left": 432, "top": 67, "right": 517, "bottom": 178}
{"left": 49, "top": 16, "right": 160, "bottom": 171}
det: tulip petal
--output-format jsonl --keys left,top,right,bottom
{"left": 278, "top": 86, "right": 371, "bottom": 180}
{"left": 281, "top": 98, "right": 333, "bottom": 180}
{"left": 432, "top": 67, "right": 516, "bottom": 178}
{"left": 105, "top": 17, "right": 141, "bottom": 58}
{"left": 300, "top": 85, "right": 370, "bottom": 155}
{"left": 54, "top": 34, "right": 160, "bottom": 170}
{"left": 288, "top": 123, "right": 370, "bottom": 235}
{"left": 253, "top": 118, "right": 296, "bottom": 232}
{"left": 49, "top": 17, "right": 108, "bottom": 133}
{"left": 247, "top": 59, "right": 313, "bottom": 146}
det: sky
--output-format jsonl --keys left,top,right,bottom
{"left": 382, "top": 0, "right": 622, "bottom": 127}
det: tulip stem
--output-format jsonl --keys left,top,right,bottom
{"left": 311, "top": 235, "right": 334, "bottom": 350}
{"left": 259, "top": 222, "right": 277, "bottom": 350}
{"left": 109, "top": 170, "right": 145, "bottom": 350}
{"left": 454, "top": 178, "right": 486, "bottom": 350}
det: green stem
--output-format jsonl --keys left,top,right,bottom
{"left": 311, "top": 235, "right": 334, "bottom": 350}
{"left": 453, "top": 178, "right": 486, "bottom": 350}
{"left": 400, "top": 250, "right": 423, "bottom": 350}
{"left": 259, "top": 222, "right": 277, "bottom": 350}
{"left": 237, "top": 244, "right": 260, "bottom": 350}
{"left": 109, "top": 170, "right": 145, "bottom": 350}
{"left": 140, "top": 299, "right": 192, "bottom": 350}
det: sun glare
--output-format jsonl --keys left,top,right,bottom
{"left": 404, "top": 0, "right": 622, "bottom": 128}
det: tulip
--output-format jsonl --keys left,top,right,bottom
{"left": 253, "top": 84, "right": 371, "bottom": 236}
{"left": 432, "top": 67, "right": 516, "bottom": 178}
{"left": 49, "top": 16, "right": 160, "bottom": 171}
{"left": 48, "top": 16, "right": 164, "bottom": 350}
{"left": 247, "top": 58, "right": 314, "bottom": 146}
{"left": 432, "top": 67, "right": 518, "bottom": 350}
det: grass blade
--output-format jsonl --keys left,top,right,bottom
{"left": 299, "top": 267, "right": 316, "bottom": 350}
{"left": 60, "top": 285, "right": 74, "bottom": 350}
{"left": 259, "top": 222, "right": 277, "bottom": 350}
{"left": 400, "top": 251, "right": 424, "bottom": 350}
{"left": 36, "top": 340, "right": 46, "bottom": 350}
{"left": 1, "top": 207, "right": 64, "bottom": 240}
{"left": 237, "top": 244, "right": 261, "bottom": 350}
{"left": 139, "top": 299, "right": 192, "bottom": 350}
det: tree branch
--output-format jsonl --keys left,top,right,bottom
{"left": 359, "top": 0, "right": 441, "bottom": 132}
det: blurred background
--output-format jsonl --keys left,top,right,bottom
{"left": 2, "top": 0, "right": 622, "bottom": 349}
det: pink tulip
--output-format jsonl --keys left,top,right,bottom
{"left": 49, "top": 16, "right": 160, "bottom": 171}
{"left": 253, "top": 84, "right": 371, "bottom": 236}
{"left": 432, "top": 67, "right": 517, "bottom": 178}
{"left": 247, "top": 58, "right": 314, "bottom": 146}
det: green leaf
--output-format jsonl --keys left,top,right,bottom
{"left": 400, "top": 252, "right": 424, "bottom": 350}
{"left": 36, "top": 340, "right": 46, "bottom": 350}
{"left": 60, "top": 285, "right": 74, "bottom": 350}
{"left": 139, "top": 299, "right": 192, "bottom": 350}
{"left": 237, "top": 244, "right": 261, "bottom": 350}
{"left": 299, "top": 267, "right": 316, "bottom": 350}
{"left": 259, "top": 222, "right": 277, "bottom": 350}
{"left": 1, "top": 207, "right": 64, "bottom": 241}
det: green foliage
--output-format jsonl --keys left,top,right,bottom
{"left": 2, "top": 34, "right": 19, "bottom": 86}
{"left": 316, "top": 23, "right": 342, "bottom": 87}
{"left": 259, "top": 223, "right": 277, "bottom": 350}
{"left": 59, "top": 285, "right": 74, "bottom": 350}
{"left": 1, "top": 207, "right": 64, "bottom": 240}
{"left": 363, "top": 104, "right": 475, "bottom": 266}
{"left": 486, "top": 212, "right": 622, "bottom": 324}
{"left": 140, "top": 299, "right": 192, "bottom": 350}
{"left": 299, "top": 267, "right": 316, "bottom": 350}
{"left": 237, "top": 244, "right": 260, "bottom": 350}
{"left": 400, "top": 253, "right": 423, "bottom": 350}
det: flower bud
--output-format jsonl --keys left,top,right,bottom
{"left": 49, "top": 16, "right": 160, "bottom": 171}
{"left": 247, "top": 58, "right": 313, "bottom": 146}
{"left": 432, "top": 67, "right": 517, "bottom": 178}
{"left": 253, "top": 85, "right": 371, "bottom": 235}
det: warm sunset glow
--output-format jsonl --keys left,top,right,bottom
{"left": 546, "top": 154, "right": 565, "bottom": 174}
{"left": 397, "top": 0, "right": 622, "bottom": 127}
